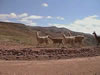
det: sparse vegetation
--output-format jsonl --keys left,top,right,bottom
{"left": 0, "top": 21, "right": 97, "bottom": 46}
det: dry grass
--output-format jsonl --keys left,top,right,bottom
{"left": 0, "top": 56, "right": 100, "bottom": 75}
{"left": 0, "top": 21, "right": 97, "bottom": 46}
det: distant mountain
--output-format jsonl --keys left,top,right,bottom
{"left": 0, "top": 21, "right": 96, "bottom": 46}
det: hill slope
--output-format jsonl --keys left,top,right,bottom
{"left": 0, "top": 21, "right": 96, "bottom": 46}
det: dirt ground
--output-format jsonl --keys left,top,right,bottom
{"left": 0, "top": 45, "right": 99, "bottom": 75}
{"left": 0, "top": 46, "right": 99, "bottom": 60}
{"left": 0, "top": 56, "right": 99, "bottom": 75}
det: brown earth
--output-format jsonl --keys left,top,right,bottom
{"left": 0, "top": 56, "right": 100, "bottom": 75}
{"left": 0, "top": 45, "right": 99, "bottom": 60}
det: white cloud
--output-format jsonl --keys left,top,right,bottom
{"left": 9, "top": 13, "right": 17, "bottom": 18}
{"left": 46, "top": 16, "right": 65, "bottom": 20}
{"left": 46, "top": 16, "right": 53, "bottom": 19}
{"left": 29, "top": 22, "right": 37, "bottom": 26}
{"left": 0, "top": 13, "right": 65, "bottom": 27}
{"left": 22, "top": 15, "right": 43, "bottom": 20}
{"left": 3, "top": 20, "right": 11, "bottom": 22}
{"left": 19, "top": 19, "right": 37, "bottom": 26}
{"left": 0, "top": 19, "right": 11, "bottom": 22}
{"left": 42, "top": 3, "right": 48, "bottom": 7}
{"left": 56, "top": 16, "right": 64, "bottom": 20}
{"left": 0, "top": 13, "right": 28, "bottom": 20}
{"left": 0, "top": 13, "right": 37, "bottom": 26}
{"left": 18, "top": 13, "right": 28, "bottom": 18}
{"left": 0, "top": 14, "right": 9, "bottom": 19}
{"left": 0, "top": 13, "right": 64, "bottom": 21}
{"left": 49, "top": 15, "right": 100, "bottom": 34}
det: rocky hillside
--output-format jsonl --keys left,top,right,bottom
{"left": 0, "top": 21, "right": 96, "bottom": 46}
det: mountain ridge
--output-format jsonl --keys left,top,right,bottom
{"left": 0, "top": 21, "right": 96, "bottom": 46}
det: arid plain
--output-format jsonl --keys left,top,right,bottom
{"left": 0, "top": 56, "right": 100, "bottom": 75}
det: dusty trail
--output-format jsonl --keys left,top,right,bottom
{"left": 0, "top": 56, "right": 100, "bottom": 75}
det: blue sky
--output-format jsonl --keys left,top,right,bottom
{"left": 0, "top": 0, "right": 100, "bottom": 34}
